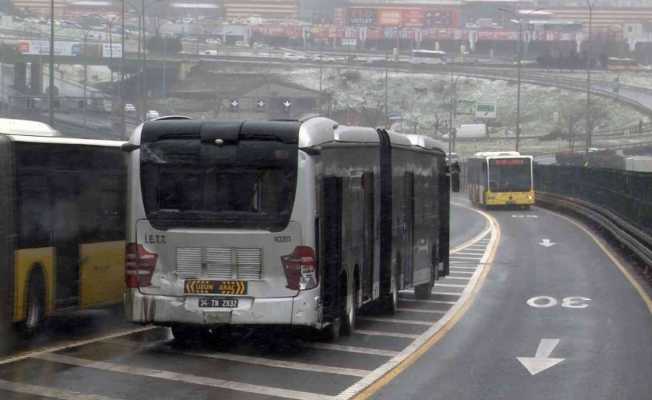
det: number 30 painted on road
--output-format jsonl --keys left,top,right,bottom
{"left": 527, "top": 296, "right": 591, "bottom": 309}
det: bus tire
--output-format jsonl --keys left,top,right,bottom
{"left": 321, "top": 317, "right": 341, "bottom": 342}
{"left": 415, "top": 281, "right": 433, "bottom": 300}
{"left": 341, "top": 274, "right": 357, "bottom": 336}
{"left": 171, "top": 325, "right": 199, "bottom": 344}
{"left": 18, "top": 270, "right": 45, "bottom": 337}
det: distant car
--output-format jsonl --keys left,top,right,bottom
{"left": 146, "top": 110, "right": 160, "bottom": 120}
{"left": 283, "top": 53, "right": 307, "bottom": 61}
{"left": 200, "top": 50, "right": 218, "bottom": 56}
{"left": 205, "top": 38, "right": 222, "bottom": 45}
{"left": 124, "top": 103, "right": 136, "bottom": 112}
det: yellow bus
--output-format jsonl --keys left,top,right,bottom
{"left": 466, "top": 151, "right": 535, "bottom": 208}
{"left": 0, "top": 119, "right": 126, "bottom": 335}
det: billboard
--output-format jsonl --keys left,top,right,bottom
{"left": 349, "top": 8, "right": 376, "bottom": 26}
{"left": 17, "top": 40, "right": 81, "bottom": 56}
{"left": 102, "top": 43, "right": 123, "bottom": 58}
{"left": 348, "top": 7, "right": 459, "bottom": 28}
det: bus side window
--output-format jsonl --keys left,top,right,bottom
{"left": 17, "top": 175, "right": 52, "bottom": 248}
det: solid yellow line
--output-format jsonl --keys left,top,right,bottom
{"left": 544, "top": 209, "right": 652, "bottom": 314}
{"left": 351, "top": 210, "right": 501, "bottom": 400}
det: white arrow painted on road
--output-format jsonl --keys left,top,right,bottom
{"left": 539, "top": 238, "right": 556, "bottom": 247}
{"left": 517, "top": 338, "right": 564, "bottom": 376}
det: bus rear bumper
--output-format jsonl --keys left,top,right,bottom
{"left": 124, "top": 288, "right": 321, "bottom": 328}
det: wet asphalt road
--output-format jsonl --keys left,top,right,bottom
{"left": 372, "top": 204, "right": 652, "bottom": 400}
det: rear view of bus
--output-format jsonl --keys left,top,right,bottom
{"left": 123, "top": 120, "right": 319, "bottom": 337}
{"left": 467, "top": 151, "right": 535, "bottom": 207}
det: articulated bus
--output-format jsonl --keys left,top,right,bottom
{"left": 466, "top": 151, "right": 535, "bottom": 208}
{"left": 0, "top": 119, "right": 126, "bottom": 335}
{"left": 124, "top": 117, "right": 450, "bottom": 340}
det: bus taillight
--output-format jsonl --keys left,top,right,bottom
{"left": 281, "top": 246, "right": 318, "bottom": 291}
{"left": 125, "top": 243, "right": 158, "bottom": 288}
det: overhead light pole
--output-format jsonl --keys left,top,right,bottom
{"left": 48, "top": 0, "right": 55, "bottom": 127}
{"left": 500, "top": 7, "right": 542, "bottom": 153}
{"left": 585, "top": 0, "right": 593, "bottom": 154}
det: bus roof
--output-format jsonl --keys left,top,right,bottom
{"left": 0, "top": 118, "right": 60, "bottom": 137}
{"left": 412, "top": 49, "right": 447, "bottom": 55}
{"left": 299, "top": 117, "right": 442, "bottom": 152}
{"left": 473, "top": 151, "right": 522, "bottom": 158}
{"left": 8, "top": 134, "right": 126, "bottom": 148}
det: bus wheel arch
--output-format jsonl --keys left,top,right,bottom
{"left": 19, "top": 264, "right": 46, "bottom": 336}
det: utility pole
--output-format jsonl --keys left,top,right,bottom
{"left": 585, "top": 0, "right": 593, "bottom": 154}
{"left": 384, "top": 52, "right": 389, "bottom": 127}
{"left": 448, "top": 72, "right": 457, "bottom": 157}
{"left": 120, "top": 0, "right": 126, "bottom": 137}
{"left": 318, "top": 43, "right": 323, "bottom": 113}
{"left": 48, "top": 0, "right": 55, "bottom": 127}
{"left": 141, "top": 0, "right": 148, "bottom": 121}
{"left": 83, "top": 31, "right": 88, "bottom": 129}
{"left": 516, "top": 18, "right": 523, "bottom": 152}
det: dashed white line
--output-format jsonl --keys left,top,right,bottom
{"left": 450, "top": 256, "right": 483, "bottom": 261}
{"left": 176, "top": 350, "right": 370, "bottom": 378}
{"left": 0, "top": 378, "right": 125, "bottom": 400}
{"left": 305, "top": 343, "right": 399, "bottom": 358}
{"left": 449, "top": 266, "right": 478, "bottom": 271}
{"left": 443, "top": 276, "right": 470, "bottom": 281}
{"left": 356, "top": 317, "right": 434, "bottom": 326}
{"left": 355, "top": 330, "right": 420, "bottom": 339}
{"left": 396, "top": 308, "right": 446, "bottom": 314}
{"left": 34, "top": 353, "right": 333, "bottom": 400}
{"left": 449, "top": 271, "right": 474, "bottom": 276}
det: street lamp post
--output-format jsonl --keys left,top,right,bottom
{"left": 121, "top": 0, "right": 126, "bottom": 137}
{"left": 585, "top": 0, "right": 593, "bottom": 154}
{"left": 48, "top": 0, "right": 55, "bottom": 127}
{"left": 515, "top": 18, "right": 523, "bottom": 152}
{"left": 141, "top": 0, "right": 148, "bottom": 122}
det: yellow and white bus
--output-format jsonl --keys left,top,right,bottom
{"left": 466, "top": 151, "right": 535, "bottom": 208}
{"left": 0, "top": 119, "right": 126, "bottom": 335}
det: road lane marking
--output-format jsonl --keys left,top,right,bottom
{"left": 356, "top": 317, "right": 433, "bottom": 326}
{"left": 431, "top": 291, "right": 463, "bottom": 296}
{"left": 398, "top": 298, "right": 456, "bottom": 305}
{"left": 450, "top": 255, "right": 483, "bottom": 260}
{"left": 542, "top": 208, "right": 652, "bottom": 314}
{"left": 516, "top": 338, "right": 564, "bottom": 376}
{"left": 0, "top": 379, "right": 126, "bottom": 400}
{"left": 0, "top": 326, "right": 156, "bottom": 366}
{"left": 344, "top": 203, "right": 500, "bottom": 400}
{"left": 354, "top": 330, "right": 420, "bottom": 339}
{"left": 33, "top": 353, "right": 333, "bottom": 400}
{"left": 434, "top": 283, "right": 467, "bottom": 288}
{"left": 177, "top": 350, "right": 370, "bottom": 378}
{"left": 449, "top": 266, "right": 477, "bottom": 271}
{"left": 443, "top": 276, "right": 471, "bottom": 281}
{"left": 305, "top": 343, "right": 398, "bottom": 357}
{"left": 449, "top": 271, "right": 474, "bottom": 276}
{"left": 396, "top": 308, "right": 446, "bottom": 314}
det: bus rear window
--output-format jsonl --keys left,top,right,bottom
{"left": 140, "top": 139, "right": 298, "bottom": 231}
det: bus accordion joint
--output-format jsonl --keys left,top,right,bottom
{"left": 125, "top": 243, "right": 158, "bottom": 288}
{"left": 281, "top": 246, "right": 318, "bottom": 291}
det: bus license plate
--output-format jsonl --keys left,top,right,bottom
{"left": 198, "top": 297, "right": 239, "bottom": 308}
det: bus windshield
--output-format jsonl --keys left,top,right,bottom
{"left": 488, "top": 158, "right": 532, "bottom": 192}
{"left": 140, "top": 138, "right": 298, "bottom": 231}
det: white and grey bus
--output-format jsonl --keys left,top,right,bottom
{"left": 123, "top": 116, "right": 450, "bottom": 340}
{"left": 410, "top": 49, "right": 448, "bottom": 65}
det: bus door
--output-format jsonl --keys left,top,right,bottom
{"left": 321, "top": 176, "right": 343, "bottom": 323}
{"left": 0, "top": 136, "right": 15, "bottom": 335}
{"left": 403, "top": 172, "right": 415, "bottom": 287}
{"left": 361, "top": 172, "right": 374, "bottom": 302}
{"left": 51, "top": 172, "right": 81, "bottom": 308}
{"left": 376, "top": 129, "right": 393, "bottom": 300}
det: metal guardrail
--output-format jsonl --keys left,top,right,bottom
{"left": 536, "top": 192, "right": 652, "bottom": 277}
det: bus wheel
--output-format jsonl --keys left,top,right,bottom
{"left": 415, "top": 281, "right": 433, "bottom": 300}
{"left": 19, "top": 271, "right": 45, "bottom": 336}
{"left": 341, "top": 279, "right": 357, "bottom": 336}
{"left": 321, "top": 317, "right": 341, "bottom": 342}
{"left": 171, "top": 325, "right": 200, "bottom": 344}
